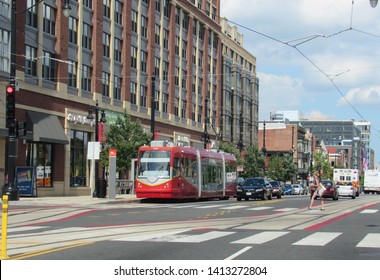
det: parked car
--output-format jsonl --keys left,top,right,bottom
{"left": 301, "top": 184, "right": 309, "bottom": 195}
{"left": 292, "top": 184, "right": 302, "bottom": 195}
{"left": 336, "top": 183, "right": 356, "bottom": 199}
{"left": 269, "top": 181, "right": 282, "bottom": 199}
{"left": 236, "top": 177, "right": 273, "bottom": 201}
{"left": 235, "top": 177, "right": 245, "bottom": 186}
{"left": 310, "top": 179, "right": 339, "bottom": 200}
{"left": 284, "top": 184, "right": 295, "bottom": 195}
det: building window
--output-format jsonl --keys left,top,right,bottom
{"left": 163, "top": 61, "right": 169, "bottom": 81}
{"left": 174, "top": 97, "right": 179, "bottom": 117}
{"left": 175, "top": 7, "right": 180, "bottom": 25}
{"left": 26, "top": 0, "right": 38, "bottom": 28}
{"left": 28, "top": 143, "right": 52, "bottom": 188}
{"left": 114, "top": 76, "right": 122, "bottom": 100}
{"left": 102, "top": 72, "right": 110, "bottom": 97}
{"left": 182, "top": 70, "right": 187, "bottom": 89}
{"left": 115, "top": 0, "right": 123, "bottom": 25}
{"left": 43, "top": 4, "right": 56, "bottom": 35}
{"left": 82, "top": 64, "right": 92, "bottom": 92}
{"left": 175, "top": 67, "right": 179, "bottom": 86}
{"left": 175, "top": 36, "right": 180, "bottom": 55}
{"left": 0, "top": 29, "right": 10, "bottom": 72}
{"left": 68, "top": 60, "right": 77, "bottom": 87}
{"left": 140, "top": 85, "right": 147, "bottom": 108}
{"left": 114, "top": 38, "right": 122, "bottom": 63}
{"left": 25, "top": 45, "right": 37, "bottom": 76}
{"left": 192, "top": 104, "right": 196, "bottom": 121}
{"left": 131, "top": 46, "right": 137, "bottom": 68}
{"left": 103, "top": 0, "right": 111, "bottom": 18}
{"left": 130, "top": 81, "right": 137, "bottom": 105}
{"left": 162, "top": 91, "right": 168, "bottom": 113}
{"left": 102, "top": 32, "right": 110, "bottom": 58}
{"left": 84, "top": 0, "right": 93, "bottom": 9}
{"left": 141, "top": 50, "right": 147, "bottom": 73}
{"left": 82, "top": 23, "right": 93, "bottom": 50}
{"left": 154, "top": 57, "right": 160, "bottom": 78}
{"left": 70, "top": 130, "right": 89, "bottom": 188}
{"left": 131, "top": 10, "right": 138, "bottom": 33}
{"left": 163, "top": 0, "right": 169, "bottom": 17}
{"left": 42, "top": 51, "right": 56, "bottom": 82}
{"left": 181, "top": 100, "right": 187, "bottom": 119}
{"left": 155, "top": 24, "right": 160, "bottom": 45}
{"left": 68, "top": 17, "right": 78, "bottom": 44}
{"left": 156, "top": 0, "right": 161, "bottom": 12}
{"left": 182, "top": 40, "right": 187, "bottom": 58}
{"left": 163, "top": 29, "right": 169, "bottom": 49}
{"left": 141, "top": 15, "right": 148, "bottom": 38}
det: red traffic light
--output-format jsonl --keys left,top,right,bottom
{"left": 6, "top": 85, "right": 15, "bottom": 94}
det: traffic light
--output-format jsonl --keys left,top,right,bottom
{"left": 6, "top": 84, "right": 16, "bottom": 128}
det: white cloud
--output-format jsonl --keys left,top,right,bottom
{"left": 338, "top": 87, "right": 380, "bottom": 106}
{"left": 303, "top": 110, "right": 334, "bottom": 120}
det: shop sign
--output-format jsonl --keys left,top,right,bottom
{"left": 67, "top": 113, "right": 95, "bottom": 126}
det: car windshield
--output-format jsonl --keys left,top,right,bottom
{"left": 270, "top": 181, "right": 279, "bottom": 187}
{"left": 243, "top": 178, "right": 264, "bottom": 186}
{"left": 322, "top": 181, "right": 333, "bottom": 187}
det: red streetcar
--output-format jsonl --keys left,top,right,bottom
{"left": 135, "top": 141, "right": 237, "bottom": 199}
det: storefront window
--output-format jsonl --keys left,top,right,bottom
{"left": 70, "top": 130, "right": 89, "bottom": 187}
{"left": 27, "top": 143, "right": 52, "bottom": 187}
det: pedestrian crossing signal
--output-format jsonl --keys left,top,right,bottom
{"left": 6, "top": 85, "right": 16, "bottom": 128}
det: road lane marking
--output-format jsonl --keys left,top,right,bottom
{"left": 220, "top": 206, "right": 249, "bottom": 210}
{"left": 167, "top": 231, "right": 235, "bottom": 243}
{"left": 225, "top": 246, "right": 252, "bottom": 260}
{"left": 112, "top": 229, "right": 190, "bottom": 241}
{"left": 356, "top": 233, "right": 380, "bottom": 248}
{"left": 246, "top": 206, "right": 274, "bottom": 211}
{"left": 232, "top": 231, "right": 289, "bottom": 244}
{"left": 274, "top": 208, "right": 298, "bottom": 212}
{"left": 360, "top": 209, "right": 378, "bottom": 214}
{"left": 292, "top": 232, "right": 341, "bottom": 246}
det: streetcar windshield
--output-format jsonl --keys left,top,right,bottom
{"left": 137, "top": 150, "right": 170, "bottom": 178}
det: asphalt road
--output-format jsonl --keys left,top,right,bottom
{"left": 3, "top": 194, "right": 380, "bottom": 260}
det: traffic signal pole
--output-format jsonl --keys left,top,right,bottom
{"left": 4, "top": 0, "right": 19, "bottom": 200}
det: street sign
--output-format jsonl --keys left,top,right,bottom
{"left": 87, "top": 141, "right": 101, "bottom": 160}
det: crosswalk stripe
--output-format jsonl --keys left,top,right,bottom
{"left": 232, "top": 231, "right": 289, "bottom": 244}
{"left": 292, "top": 232, "right": 341, "bottom": 246}
{"left": 247, "top": 206, "right": 274, "bottom": 211}
{"left": 112, "top": 229, "right": 189, "bottom": 241}
{"left": 220, "top": 206, "right": 249, "bottom": 210}
{"left": 360, "top": 209, "right": 378, "bottom": 214}
{"left": 275, "top": 208, "right": 298, "bottom": 212}
{"left": 356, "top": 233, "right": 380, "bottom": 248}
{"left": 168, "top": 231, "right": 235, "bottom": 243}
{"left": 7, "top": 226, "right": 47, "bottom": 233}
{"left": 196, "top": 205, "right": 226, "bottom": 209}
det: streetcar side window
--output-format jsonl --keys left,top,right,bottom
{"left": 173, "top": 157, "right": 181, "bottom": 178}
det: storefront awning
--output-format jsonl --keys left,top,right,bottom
{"left": 27, "top": 111, "right": 69, "bottom": 144}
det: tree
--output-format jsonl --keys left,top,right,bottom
{"left": 219, "top": 141, "right": 243, "bottom": 167}
{"left": 267, "top": 154, "right": 298, "bottom": 182}
{"left": 312, "top": 151, "right": 332, "bottom": 179}
{"left": 241, "top": 144, "right": 265, "bottom": 178}
{"left": 99, "top": 113, "right": 151, "bottom": 177}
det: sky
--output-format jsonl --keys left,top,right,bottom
{"left": 220, "top": 0, "right": 380, "bottom": 165}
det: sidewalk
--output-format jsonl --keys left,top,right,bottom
{"left": 1, "top": 194, "right": 141, "bottom": 207}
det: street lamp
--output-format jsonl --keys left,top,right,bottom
{"left": 237, "top": 113, "right": 244, "bottom": 152}
{"left": 262, "top": 121, "right": 267, "bottom": 173}
{"left": 201, "top": 98, "right": 210, "bottom": 149}
{"left": 87, "top": 101, "right": 106, "bottom": 198}
{"left": 370, "top": 0, "right": 378, "bottom": 8}
{"left": 5, "top": 1, "right": 72, "bottom": 200}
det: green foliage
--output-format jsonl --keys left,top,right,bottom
{"left": 219, "top": 141, "right": 243, "bottom": 166}
{"left": 99, "top": 113, "right": 151, "bottom": 175}
{"left": 312, "top": 152, "right": 333, "bottom": 179}
{"left": 267, "top": 154, "right": 298, "bottom": 182}
{"left": 241, "top": 144, "right": 265, "bottom": 178}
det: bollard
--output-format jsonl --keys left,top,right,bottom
{"left": 1, "top": 194, "right": 9, "bottom": 259}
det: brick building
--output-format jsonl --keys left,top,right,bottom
{"left": 0, "top": 0, "right": 258, "bottom": 196}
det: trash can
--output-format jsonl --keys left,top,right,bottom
{"left": 2, "top": 184, "right": 19, "bottom": 201}
{"left": 97, "top": 179, "right": 107, "bottom": 198}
